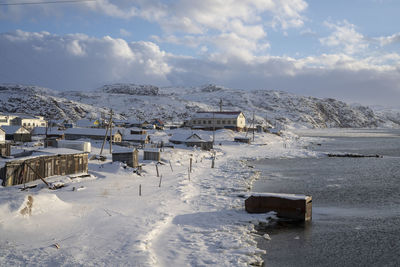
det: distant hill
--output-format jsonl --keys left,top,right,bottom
{"left": 0, "top": 83, "right": 397, "bottom": 128}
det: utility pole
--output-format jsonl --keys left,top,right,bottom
{"left": 109, "top": 109, "right": 113, "bottom": 154}
{"left": 212, "top": 111, "right": 215, "bottom": 145}
{"left": 219, "top": 99, "right": 223, "bottom": 112}
{"left": 252, "top": 111, "right": 255, "bottom": 142}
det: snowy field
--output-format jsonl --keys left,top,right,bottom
{"left": 0, "top": 129, "right": 317, "bottom": 266}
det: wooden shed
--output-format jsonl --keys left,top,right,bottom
{"left": 2, "top": 125, "right": 31, "bottom": 142}
{"left": 234, "top": 137, "right": 251, "bottom": 144}
{"left": 143, "top": 148, "right": 161, "bottom": 161}
{"left": 1, "top": 150, "right": 88, "bottom": 187}
{"left": 112, "top": 149, "right": 139, "bottom": 168}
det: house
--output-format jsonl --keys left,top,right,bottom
{"left": 151, "top": 119, "right": 165, "bottom": 130}
{"left": 129, "top": 127, "right": 147, "bottom": 135}
{"left": 122, "top": 134, "right": 150, "bottom": 145}
{"left": 169, "top": 132, "right": 213, "bottom": 150}
{"left": 0, "top": 148, "right": 88, "bottom": 187}
{"left": 65, "top": 127, "right": 123, "bottom": 142}
{"left": 1, "top": 125, "right": 31, "bottom": 142}
{"left": 190, "top": 111, "right": 246, "bottom": 131}
{"left": 0, "top": 114, "right": 17, "bottom": 127}
{"left": 0, "top": 113, "right": 47, "bottom": 129}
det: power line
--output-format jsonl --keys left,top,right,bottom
{"left": 0, "top": 0, "right": 95, "bottom": 6}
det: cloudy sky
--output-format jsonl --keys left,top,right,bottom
{"left": 1, "top": 0, "right": 400, "bottom": 106}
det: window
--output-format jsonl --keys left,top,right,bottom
{"left": 203, "top": 120, "right": 206, "bottom": 124}
{"left": 28, "top": 123, "right": 31, "bottom": 126}
{"left": 222, "top": 120, "right": 225, "bottom": 124}
{"left": 208, "top": 120, "right": 211, "bottom": 124}
{"left": 23, "top": 123, "right": 26, "bottom": 126}
{"left": 193, "top": 120, "right": 197, "bottom": 124}
{"left": 217, "top": 120, "right": 220, "bottom": 124}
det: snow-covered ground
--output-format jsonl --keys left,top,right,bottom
{"left": 0, "top": 129, "right": 317, "bottom": 266}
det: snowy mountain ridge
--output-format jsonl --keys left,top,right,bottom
{"left": 0, "top": 83, "right": 398, "bottom": 128}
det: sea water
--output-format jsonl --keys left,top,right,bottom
{"left": 253, "top": 129, "right": 400, "bottom": 267}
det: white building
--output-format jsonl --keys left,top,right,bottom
{"left": 190, "top": 111, "right": 246, "bottom": 131}
{"left": 0, "top": 113, "right": 47, "bottom": 129}
{"left": 0, "top": 127, "right": 5, "bottom": 142}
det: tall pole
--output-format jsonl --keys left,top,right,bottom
{"left": 109, "top": 109, "right": 113, "bottom": 154}
{"left": 212, "top": 111, "right": 215, "bottom": 145}
{"left": 252, "top": 111, "right": 255, "bottom": 142}
{"left": 219, "top": 99, "right": 222, "bottom": 112}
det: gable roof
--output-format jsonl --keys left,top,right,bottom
{"left": 1, "top": 125, "right": 30, "bottom": 134}
{"left": 31, "top": 127, "right": 64, "bottom": 136}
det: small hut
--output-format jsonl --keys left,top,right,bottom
{"left": 234, "top": 137, "right": 251, "bottom": 144}
{"left": 143, "top": 148, "right": 161, "bottom": 161}
{"left": 112, "top": 148, "right": 139, "bottom": 168}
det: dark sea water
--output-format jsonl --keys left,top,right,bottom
{"left": 253, "top": 129, "right": 400, "bottom": 267}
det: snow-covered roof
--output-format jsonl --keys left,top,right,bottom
{"left": 76, "top": 119, "right": 100, "bottom": 128}
{"left": 0, "top": 125, "right": 30, "bottom": 134}
{"left": 112, "top": 147, "right": 138, "bottom": 153}
{"left": 169, "top": 133, "right": 212, "bottom": 143}
{"left": 31, "top": 127, "right": 64, "bottom": 136}
{"left": 0, "top": 147, "right": 87, "bottom": 165}
{"left": 192, "top": 111, "right": 243, "bottom": 119}
{"left": 144, "top": 148, "right": 160, "bottom": 153}
{"left": 65, "top": 127, "right": 122, "bottom": 136}
{"left": 123, "top": 134, "right": 148, "bottom": 141}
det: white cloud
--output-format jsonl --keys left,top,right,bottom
{"left": 320, "top": 20, "right": 368, "bottom": 55}
{"left": 375, "top": 32, "right": 400, "bottom": 46}
{"left": 0, "top": 30, "right": 171, "bottom": 89}
{"left": 119, "top": 29, "right": 132, "bottom": 37}
{"left": 2, "top": 30, "right": 400, "bottom": 106}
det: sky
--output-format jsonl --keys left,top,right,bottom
{"left": 0, "top": 0, "right": 400, "bottom": 107}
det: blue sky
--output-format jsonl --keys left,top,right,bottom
{"left": 0, "top": 0, "right": 400, "bottom": 106}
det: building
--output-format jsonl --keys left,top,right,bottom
{"left": 0, "top": 148, "right": 88, "bottom": 187}
{"left": 1, "top": 126, "right": 31, "bottom": 142}
{"left": 0, "top": 113, "right": 47, "bottom": 129}
{"left": 31, "top": 127, "right": 65, "bottom": 139}
{"left": 112, "top": 148, "right": 139, "bottom": 168}
{"left": 122, "top": 134, "right": 150, "bottom": 145}
{"left": 169, "top": 132, "right": 213, "bottom": 150}
{"left": 65, "top": 127, "right": 123, "bottom": 142}
{"left": 190, "top": 111, "right": 246, "bottom": 131}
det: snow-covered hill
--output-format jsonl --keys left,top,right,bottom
{"left": 0, "top": 83, "right": 397, "bottom": 128}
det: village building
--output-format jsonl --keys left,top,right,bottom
{"left": 0, "top": 148, "right": 88, "bottom": 187}
{"left": 112, "top": 148, "right": 139, "bottom": 168}
{"left": 31, "top": 127, "right": 65, "bottom": 139}
{"left": 0, "top": 113, "right": 47, "bottom": 129}
{"left": 75, "top": 118, "right": 101, "bottom": 128}
{"left": 1, "top": 125, "right": 31, "bottom": 142}
{"left": 129, "top": 127, "right": 147, "bottom": 135}
{"left": 150, "top": 119, "right": 165, "bottom": 130}
{"left": 190, "top": 111, "right": 246, "bottom": 131}
{"left": 143, "top": 148, "right": 161, "bottom": 161}
{"left": 65, "top": 127, "right": 123, "bottom": 142}
{"left": 122, "top": 134, "right": 150, "bottom": 145}
{"left": 169, "top": 133, "right": 213, "bottom": 150}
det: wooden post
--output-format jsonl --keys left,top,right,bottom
{"left": 211, "top": 157, "right": 215, "bottom": 169}
{"left": 188, "top": 167, "right": 190, "bottom": 181}
{"left": 156, "top": 163, "right": 159, "bottom": 177}
{"left": 169, "top": 160, "right": 173, "bottom": 172}
{"left": 139, "top": 184, "right": 142, "bottom": 196}
{"left": 189, "top": 157, "right": 192, "bottom": 173}
{"left": 159, "top": 175, "right": 162, "bottom": 187}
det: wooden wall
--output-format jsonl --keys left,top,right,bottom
{"left": 1, "top": 153, "right": 88, "bottom": 187}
